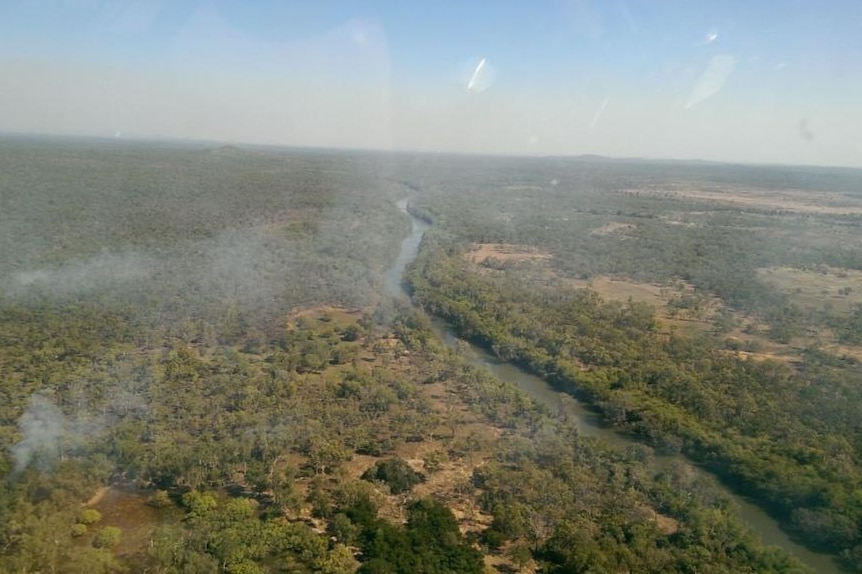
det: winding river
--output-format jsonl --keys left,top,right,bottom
{"left": 387, "top": 198, "right": 840, "bottom": 573}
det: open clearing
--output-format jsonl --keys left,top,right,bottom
{"left": 466, "top": 243, "right": 552, "bottom": 265}
{"left": 463, "top": 246, "right": 812, "bottom": 365}
{"left": 758, "top": 266, "right": 862, "bottom": 313}
{"left": 591, "top": 221, "right": 636, "bottom": 236}
{"left": 618, "top": 185, "right": 862, "bottom": 215}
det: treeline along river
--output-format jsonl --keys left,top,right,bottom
{"left": 387, "top": 197, "right": 841, "bottom": 574}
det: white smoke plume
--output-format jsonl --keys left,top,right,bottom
{"left": 9, "top": 394, "right": 106, "bottom": 475}
{"left": 6, "top": 250, "right": 152, "bottom": 298}
{"left": 10, "top": 395, "right": 65, "bottom": 474}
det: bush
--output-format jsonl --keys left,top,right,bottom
{"left": 78, "top": 508, "right": 102, "bottom": 525}
{"left": 146, "top": 489, "right": 173, "bottom": 508}
{"left": 93, "top": 526, "right": 121, "bottom": 549}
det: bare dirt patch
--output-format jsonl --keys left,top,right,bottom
{"left": 821, "top": 343, "right": 862, "bottom": 362}
{"left": 635, "top": 505, "right": 679, "bottom": 535}
{"left": 591, "top": 221, "right": 636, "bottom": 236}
{"left": 86, "top": 484, "right": 179, "bottom": 556}
{"left": 567, "top": 276, "right": 665, "bottom": 307}
{"left": 85, "top": 486, "right": 110, "bottom": 507}
{"left": 466, "top": 243, "right": 552, "bottom": 265}
{"left": 618, "top": 186, "right": 862, "bottom": 215}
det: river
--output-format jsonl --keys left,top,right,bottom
{"left": 388, "top": 198, "right": 841, "bottom": 573}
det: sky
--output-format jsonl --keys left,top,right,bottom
{"left": 0, "top": 1, "right": 860, "bottom": 166}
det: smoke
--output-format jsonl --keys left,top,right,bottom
{"left": 6, "top": 250, "right": 153, "bottom": 299}
{"left": 200, "top": 227, "right": 285, "bottom": 310}
{"left": 10, "top": 395, "right": 65, "bottom": 474}
{"left": 9, "top": 394, "right": 107, "bottom": 476}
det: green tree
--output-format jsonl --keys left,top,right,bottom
{"left": 361, "top": 458, "right": 424, "bottom": 494}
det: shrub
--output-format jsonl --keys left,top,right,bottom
{"left": 78, "top": 509, "right": 102, "bottom": 525}
{"left": 146, "top": 489, "right": 173, "bottom": 508}
{"left": 93, "top": 526, "right": 121, "bottom": 549}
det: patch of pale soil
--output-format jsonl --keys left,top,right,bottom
{"left": 617, "top": 187, "right": 862, "bottom": 215}
{"left": 566, "top": 276, "right": 665, "bottom": 307}
{"left": 720, "top": 330, "right": 799, "bottom": 366}
{"left": 466, "top": 243, "right": 552, "bottom": 265}
{"left": 654, "top": 513, "right": 680, "bottom": 535}
{"left": 822, "top": 344, "right": 862, "bottom": 362}
{"left": 85, "top": 486, "right": 111, "bottom": 507}
{"left": 633, "top": 505, "right": 680, "bottom": 535}
{"left": 591, "top": 221, "right": 636, "bottom": 236}
{"left": 664, "top": 219, "right": 696, "bottom": 227}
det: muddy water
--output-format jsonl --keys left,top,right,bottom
{"left": 388, "top": 198, "right": 841, "bottom": 574}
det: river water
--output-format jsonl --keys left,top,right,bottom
{"left": 387, "top": 198, "right": 840, "bottom": 573}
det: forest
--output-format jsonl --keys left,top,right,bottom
{"left": 401, "top": 154, "right": 862, "bottom": 570}
{"left": 0, "top": 137, "right": 855, "bottom": 572}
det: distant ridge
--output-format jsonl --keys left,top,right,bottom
{"left": 208, "top": 144, "right": 244, "bottom": 155}
{"left": 576, "top": 153, "right": 612, "bottom": 161}
{"left": 563, "top": 153, "right": 719, "bottom": 166}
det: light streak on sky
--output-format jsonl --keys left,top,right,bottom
{"left": 467, "top": 57, "right": 487, "bottom": 91}
{"left": 685, "top": 54, "right": 736, "bottom": 109}
{"left": 590, "top": 97, "right": 609, "bottom": 131}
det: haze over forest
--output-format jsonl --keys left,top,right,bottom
{"left": 1, "top": 137, "right": 862, "bottom": 573}
{"left": 3, "top": 2, "right": 862, "bottom": 574}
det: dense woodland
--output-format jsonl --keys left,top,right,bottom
{"left": 0, "top": 138, "right": 852, "bottom": 572}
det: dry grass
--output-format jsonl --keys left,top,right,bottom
{"left": 466, "top": 243, "right": 552, "bottom": 265}
{"left": 464, "top": 243, "right": 810, "bottom": 366}
{"left": 820, "top": 342, "right": 862, "bottom": 362}
{"left": 591, "top": 221, "right": 636, "bottom": 236}
{"left": 618, "top": 186, "right": 862, "bottom": 215}
{"left": 86, "top": 484, "right": 178, "bottom": 556}
{"left": 758, "top": 266, "right": 862, "bottom": 314}
{"left": 567, "top": 276, "right": 666, "bottom": 306}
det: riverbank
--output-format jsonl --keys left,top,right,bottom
{"left": 391, "top": 198, "right": 843, "bottom": 573}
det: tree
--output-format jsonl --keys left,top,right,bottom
{"left": 361, "top": 458, "right": 424, "bottom": 494}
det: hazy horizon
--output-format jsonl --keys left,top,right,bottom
{"left": 2, "top": 1, "right": 860, "bottom": 168}
{"left": 7, "top": 131, "right": 862, "bottom": 173}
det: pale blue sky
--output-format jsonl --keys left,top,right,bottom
{"left": 1, "top": 1, "right": 860, "bottom": 166}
